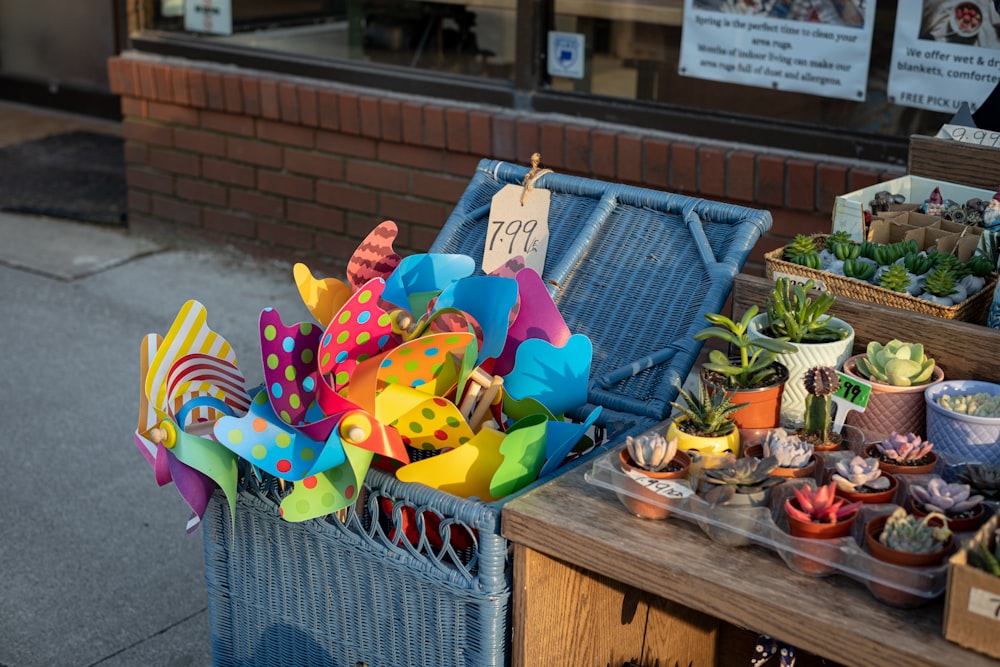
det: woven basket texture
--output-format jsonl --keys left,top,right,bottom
{"left": 202, "top": 159, "right": 772, "bottom": 667}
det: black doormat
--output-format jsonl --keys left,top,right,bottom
{"left": 0, "top": 130, "right": 126, "bottom": 226}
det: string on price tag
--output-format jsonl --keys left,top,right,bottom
{"left": 482, "top": 153, "right": 551, "bottom": 275}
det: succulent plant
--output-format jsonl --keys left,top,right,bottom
{"left": 700, "top": 456, "right": 784, "bottom": 506}
{"left": 843, "top": 258, "right": 877, "bottom": 281}
{"left": 958, "top": 463, "right": 1000, "bottom": 499}
{"left": 922, "top": 266, "right": 958, "bottom": 298}
{"left": 903, "top": 252, "right": 934, "bottom": 277}
{"left": 625, "top": 432, "right": 679, "bottom": 473}
{"left": 909, "top": 476, "right": 983, "bottom": 516}
{"left": 874, "top": 431, "right": 934, "bottom": 464}
{"left": 871, "top": 242, "right": 906, "bottom": 267}
{"left": 765, "top": 278, "right": 847, "bottom": 344}
{"left": 762, "top": 428, "right": 814, "bottom": 468}
{"left": 824, "top": 230, "right": 854, "bottom": 251}
{"left": 832, "top": 455, "right": 891, "bottom": 493}
{"left": 878, "top": 263, "right": 913, "bottom": 293}
{"left": 784, "top": 234, "right": 820, "bottom": 262}
{"left": 802, "top": 366, "right": 838, "bottom": 442}
{"left": 878, "top": 507, "right": 952, "bottom": 554}
{"left": 694, "top": 306, "right": 797, "bottom": 389}
{"left": 932, "top": 252, "right": 970, "bottom": 279}
{"left": 831, "top": 242, "right": 861, "bottom": 261}
{"left": 670, "top": 380, "right": 747, "bottom": 438}
{"left": 785, "top": 481, "right": 862, "bottom": 524}
{"left": 860, "top": 240, "right": 881, "bottom": 261}
{"left": 853, "top": 339, "right": 936, "bottom": 387}
{"left": 936, "top": 392, "right": 1000, "bottom": 417}
{"left": 968, "top": 528, "right": 1000, "bottom": 576}
{"left": 966, "top": 253, "right": 994, "bottom": 278}
{"left": 792, "top": 253, "right": 822, "bottom": 270}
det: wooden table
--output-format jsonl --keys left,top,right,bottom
{"left": 501, "top": 461, "right": 997, "bottom": 667}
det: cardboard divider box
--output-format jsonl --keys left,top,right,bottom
{"left": 944, "top": 512, "right": 1000, "bottom": 659}
{"left": 866, "top": 213, "right": 982, "bottom": 261}
{"left": 833, "top": 175, "right": 994, "bottom": 240}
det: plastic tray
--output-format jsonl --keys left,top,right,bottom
{"left": 586, "top": 444, "right": 993, "bottom": 608}
{"left": 202, "top": 159, "right": 773, "bottom": 666}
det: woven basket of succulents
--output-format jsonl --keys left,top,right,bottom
{"left": 764, "top": 232, "right": 997, "bottom": 322}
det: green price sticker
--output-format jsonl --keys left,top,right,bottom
{"left": 834, "top": 371, "right": 871, "bottom": 409}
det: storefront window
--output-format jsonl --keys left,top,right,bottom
{"left": 548, "top": 2, "right": 949, "bottom": 139}
{"left": 152, "top": 0, "right": 518, "bottom": 82}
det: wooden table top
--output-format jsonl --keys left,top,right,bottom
{"left": 501, "top": 455, "right": 996, "bottom": 667}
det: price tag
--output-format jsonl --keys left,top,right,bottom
{"left": 624, "top": 471, "right": 695, "bottom": 499}
{"left": 831, "top": 370, "right": 870, "bottom": 433}
{"left": 771, "top": 270, "right": 827, "bottom": 292}
{"left": 937, "top": 124, "right": 1000, "bottom": 148}
{"left": 483, "top": 184, "right": 550, "bottom": 276}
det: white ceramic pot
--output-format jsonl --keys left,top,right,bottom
{"left": 748, "top": 314, "right": 855, "bottom": 428}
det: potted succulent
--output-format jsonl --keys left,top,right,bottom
{"left": 784, "top": 481, "right": 863, "bottom": 574}
{"left": 831, "top": 455, "right": 898, "bottom": 505}
{"left": 863, "top": 431, "right": 938, "bottom": 476}
{"left": 755, "top": 428, "right": 817, "bottom": 479}
{"left": 842, "top": 339, "right": 943, "bottom": 439}
{"left": 958, "top": 462, "right": 1000, "bottom": 501}
{"left": 694, "top": 306, "right": 795, "bottom": 430}
{"left": 617, "top": 431, "right": 692, "bottom": 520}
{"left": 908, "top": 476, "right": 986, "bottom": 533}
{"left": 925, "top": 381, "right": 1000, "bottom": 466}
{"left": 666, "top": 379, "right": 746, "bottom": 457}
{"left": 748, "top": 278, "right": 855, "bottom": 426}
{"left": 696, "top": 456, "right": 784, "bottom": 546}
{"left": 864, "top": 506, "right": 954, "bottom": 607}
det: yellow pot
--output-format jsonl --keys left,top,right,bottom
{"left": 666, "top": 417, "right": 741, "bottom": 458}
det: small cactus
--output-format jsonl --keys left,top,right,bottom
{"left": 878, "top": 263, "right": 913, "bottom": 293}
{"left": 909, "top": 476, "right": 984, "bottom": 516}
{"left": 762, "top": 428, "right": 814, "bottom": 468}
{"left": 937, "top": 392, "right": 1000, "bottom": 417}
{"left": 874, "top": 432, "right": 934, "bottom": 464}
{"left": 802, "top": 366, "right": 838, "bottom": 442}
{"left": 832, "top": 456, "right": 891, "bottom": 493}
{"left": 878, "top": 507, "right": 952, "bottom": 554}
{"left": 625, "top": 432, "right": 679, "bottom": 473}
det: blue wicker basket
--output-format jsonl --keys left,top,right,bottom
{"left": 202, "top": 159, "right": 772, "bottom": 667}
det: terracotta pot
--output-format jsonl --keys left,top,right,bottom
{"left": 748, "top": 313, "right": 855, "bottom": 427}
{"left": 802, "top": 422, "right": 864, "bottom": 454}
{"left": 666, "top": 417, "right": 741, "bottom": 457}
{"left": 743, "top": 443, "right": 817, "bottom": 479}
{"left": 907, "top": 496, "right": 986, "bottom": 534}
{"left": 862, "top": 443, "right": 938, "bottom": 476}
{"left": 617, "top": 449, "right": 692, "bottom": 520}
{"left": 864, "top": 513, "right": 954, "bottom": 607}
{"left": 785, "top": 501, "right": 858, "bottom": 575}
{"left": 701, "top": 362, "right": 788, "bottom": 430}
{"left": 842, "top": 355, "right": 944, "bottom": 440}
{"left": 834, "top": 471, "right": 899, "bottom": 505}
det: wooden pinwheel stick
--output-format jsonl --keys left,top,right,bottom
{"left": 469, "top": 375, "right": 503, "bottom": 431}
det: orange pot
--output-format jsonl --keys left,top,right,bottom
{"left": 701, "top": 362, "right": 788, "bottom": 430}
{"left": 617, "top": 449, "right": 692, "bottom": 520}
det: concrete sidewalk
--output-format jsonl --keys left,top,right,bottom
{"left": 0, "top": 212, "right": 313, "bottom": 666}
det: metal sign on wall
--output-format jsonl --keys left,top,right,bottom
{"left": 184, "top": 0, "right": 233, "bottom": 36}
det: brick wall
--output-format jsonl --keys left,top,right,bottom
{"left": 107, "top": 53, "right": 905, "bottom": 276}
